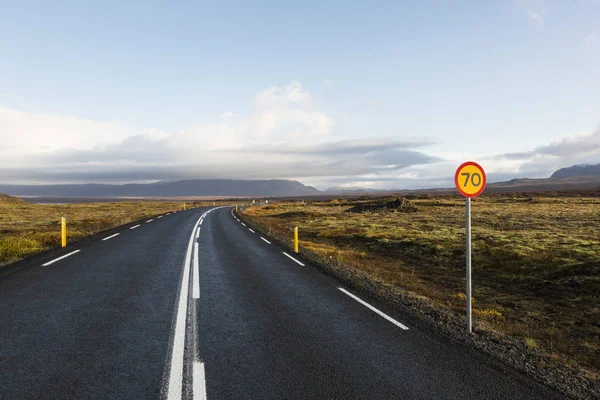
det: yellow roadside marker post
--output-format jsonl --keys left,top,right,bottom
{"left": 294, "top": 227, "right": 299, "bottom": 253}
{"left": 454, "top": 161, "right": 487, "bottom": 333}
{"left": 61, "top": 217, "right": 67, "bottom": 248}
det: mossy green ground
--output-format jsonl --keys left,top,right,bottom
{"left": 244, "top": 195, "right": 600, "bottom": 373}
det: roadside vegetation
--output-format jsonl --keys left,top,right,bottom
{"left": 0, "top": 194, "right": 208, "bottom": 267}
{"left": 242, "top": 193, "right": 600, "bottom": 375}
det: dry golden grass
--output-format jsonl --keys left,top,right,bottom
{"left": 0, "top": 196, "right": 213, "bottom": 266}
{"left": 243, "top": 194, "right": 600, "bottom": 372}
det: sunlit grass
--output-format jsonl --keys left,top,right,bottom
{"left": 0, "top": 196, "right": 210, "bottom": 266}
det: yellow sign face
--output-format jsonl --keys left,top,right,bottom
{"left": 454, "top": 161, "right": 486, "bottom": 198}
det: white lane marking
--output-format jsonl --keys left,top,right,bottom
{"left": 193, "top": 362, "right": 207, "bottom": 400}
{"left": 260, "top": 237, "right": 271, "bottom": 244}
{"left": 167, "top": 215, "right": 202, "bottom": 400}
{"left": 158, "top": 215, "right": 163, "bottom": 219}
{"left": 147, "top": 219, "right": 154, "bottom": 223}
{"left": 167, "top": 213, "right": 171, "bottom": 216}
{"left": 241, "top": 223, "right": 246, "bottom": 226}
{"left": 248, "top": 228, "right": 255, "bottom": 233}
{"left": 196, "top": 227, "right": 201, "bottom": 239}
{"left": 338, "top": 288, "right": 409, "bottom": 330}
{"left": 199, "top": 219, "right": 204, "bottom": 225}
{"left": 102, "top": 233, "right": 120, "bottom": 241}
{"left": 42, "top": 250, "right": 81, "bottom": 266}
{"left": 130, "top": 224, "right": 140, "bottom": 230}
{"left": 283, "top": 252, "right": 305, "bottom": 266}
{"left": 193, "top": 242, "right": 200, "bottom": 299}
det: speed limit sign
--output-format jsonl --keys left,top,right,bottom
{"left": 455, "top": 161, "right": 486, "bottom": 333}
{"left": 455, "top": 161, "right": 486, "bottom": 198}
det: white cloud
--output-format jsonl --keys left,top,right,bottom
{"left": 252, "top": 81, "right": 312, "bottom": 110}
{"left": 2, "top": 80, "right": 598, "bottom": 190}
{"left": 0, "top": 107, "right": 139, "bottom": 166}
{"left": 584, "top": 33, "right": 598, "bottom": 46}
{"left": 0, "top": 81, "right": 428, "bottom": 186}
{"left": 248, "top": 81, "right": 332, "bottom": 139}
{"left": 517, "top": 0, "right": 549, "bottom": 28}
{"left": 527, "top": 10, "right": 545, "bottom": 27}
{"left": 219, "top": 111, "right": 234, "bottom": 119}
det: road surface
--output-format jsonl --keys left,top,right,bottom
{"left": 0, "top": 206, "right": 563, "bottom": 399}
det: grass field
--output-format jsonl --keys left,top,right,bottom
{"left": 242, "top": 193, "right": 600, "bottom": 374}
{"left": 0, "top": 195, "right": 207, "bottom": 267}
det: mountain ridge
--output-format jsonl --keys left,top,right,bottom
{"left": 551, "top": 163, "right": 600, "bottom": 178}
{"left": 0, "top": 179, "right": 320, "bottom": 198}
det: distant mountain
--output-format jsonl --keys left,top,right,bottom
{"left": 324, "top": 187, "right": 379, "bottom": 194}
{"left": 551, "top": 164, "right": 600, "bottom": 178}
{"left": 0, "top": 179, "right": 321, "bottom": 198}
{"left": 486, "top": 176, "right": 600, "bottom": 192}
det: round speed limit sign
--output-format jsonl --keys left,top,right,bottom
{"left": 455, "top": 161, "right": 486, "bottom": 198}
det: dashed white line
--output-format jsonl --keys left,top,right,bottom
{"left": 146, "top": 219, "right": 154, "bottom": 223}
{"left": 260, "top": 237, "right": 271, "bottom": 244}
{"left": 338, "top": 288, "right": 409, "bottom": 330}
{"left": 102, "top": 233, "right": 120, "bottom": 241}
{"left": 42, "top": 250, "right": 81, "bottom": 266}
{"left": 199, "top": 219, "right": 204, "bottom": 225}
{"left": 130, "top": 224, "right": 140, "bottom": 230}
{"left": 196, "top": 227, "right": 201, "bottom": 239}
{"left": 193, "top": 243, "right": 200, "bottom": 299}
{"left": 282, "top": 252, "right": 305, "bottom": 266}
{"left": 241, "top": 223, "right": 246, "bottom": 226}
{"left": 158, "top": 216, "right": 163, "bottom": 219}
{"left": 166, "top": 213, "right": 171, "bottom": 216}
{"left": 248, "top": 228, "right": 255, "bottom": 233}
{"left": 193, "top": 362, "right": 207, "bottom": 400}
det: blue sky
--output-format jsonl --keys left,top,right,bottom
{"left": 1, "top": 0, "right": 599, "bottom": 189}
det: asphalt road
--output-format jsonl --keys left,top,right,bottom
{"left": 0, "top": 206, "right": 564, "bottom": 399}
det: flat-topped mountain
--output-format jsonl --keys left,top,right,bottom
{"left": 0, "top": 179, "right": 320, "bottom": 198}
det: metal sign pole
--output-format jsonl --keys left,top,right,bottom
{"left": 466, "top": 197, "right": 472, "bottom": 333}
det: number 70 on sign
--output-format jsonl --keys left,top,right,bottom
{"left": 455, "top": 161, "right": 486, "bottom": 198}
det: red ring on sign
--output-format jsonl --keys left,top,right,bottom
{"left": 455, "top": 161, "right": 486, "bottom": 198}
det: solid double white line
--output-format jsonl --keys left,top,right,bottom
{"left": 167, "top": 214, "right": 203, "bottom": 400}
{"left": 167, "top": 206, "right": 228, "bottom": 400}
